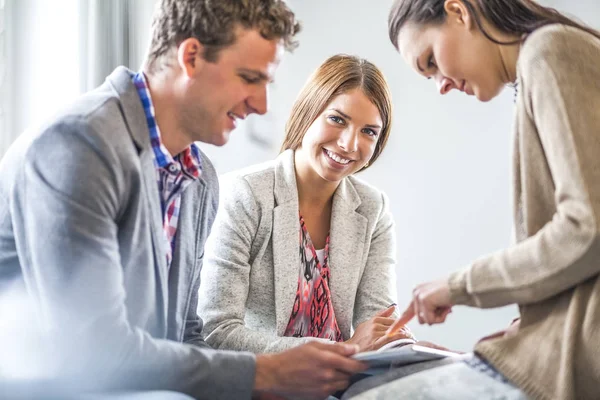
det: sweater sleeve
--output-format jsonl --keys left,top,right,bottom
{"left": 449, "top": 27, "right": 600, "bottom": 308}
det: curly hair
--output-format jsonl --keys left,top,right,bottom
{"left": 146, "top": 0, "right": 301, "bottom": 71}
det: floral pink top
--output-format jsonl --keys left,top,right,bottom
{"left": 284, "top": 215, "right": 343, "bottom": 341}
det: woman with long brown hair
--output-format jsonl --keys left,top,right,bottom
{"left": 198, "top": 54, "right": 416, "bottom": 356}
{"left": 382, "top": 0, "right": 600, "bottom": 399}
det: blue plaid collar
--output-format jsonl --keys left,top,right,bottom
{"left": 132, "top": 71, "right": 202, "bottom": 172}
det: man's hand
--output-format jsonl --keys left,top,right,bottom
{"left": 346, "top": 305, "right": 415, "bottom": 352}
{"left": 253, "top": 341, "right": 367, "bottom": 400}
{"left": 387, "top": 278, "right": 454, "bottom": 334}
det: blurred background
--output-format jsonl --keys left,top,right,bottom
{"left": 1, "top": 0, "right": 598, "bottom": 351}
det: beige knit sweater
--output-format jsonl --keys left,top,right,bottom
{"left": 448, "top": 24, "right": 600, "bottom": 400}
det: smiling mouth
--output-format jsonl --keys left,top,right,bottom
{"left": 323, "top": 148, "right": 353, "bottom": 165}
{"left": 227, "top": 111, "right": 244, "bottom": 123}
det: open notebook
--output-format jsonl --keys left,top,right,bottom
{"left": 352, "top": 342, "right": 461, "bottom": 368}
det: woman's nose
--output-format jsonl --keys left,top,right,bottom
{"left": 436, "top": 76, "right": 456, "bottom": 95}
{"left": 338, "top": 128, "right": 358, "bottom": 153}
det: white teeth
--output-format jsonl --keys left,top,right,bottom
{"left": 325, "top": 149, "right": 350, "bottom": 165}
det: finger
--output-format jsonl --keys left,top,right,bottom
{"left": 392, "top": 328, "right": 415, "bottom": 340}
{"left": 319, "top": 352, "right": 367, "bottom": 375}
{"left": 375, "top": 325, "right": 412, "bottom": 336}
{"left": 432, "top": 306, "right": 452, "bottom": 324}
{"left": 314, "top": 369, "right": 352, "bottom": 384}
{"left": 423, "top": 305, "right": 435, "bottom": 326}
{"left": 440, "top": 307, "right": 452, "bottom": 317}
{"left": 375, "top": 325, "right": 397, "bottom": 334}
{"left": 372, "top": 317, "right": 396, "bottom": 326}
{"left": 375, "top": 304, "right": 397, "bottom": 318}
{"left": 414, "top": 298, "right": 426, "bottom": 325}
{"left": 376, "top": 331, "right": 416, "bottom": 347}
{"left": 311, "top": 341, "right": 359, "bottom": 356}
{"left": 386, "top": 302, "right": 415, "bottom": 334}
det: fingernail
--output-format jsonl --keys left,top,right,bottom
{"left": 388, "top": 303, "right": 397, "bottom": 308}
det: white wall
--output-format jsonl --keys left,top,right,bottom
{"left": 0, "top": 0, "right": 8, "bottom": 153}
{"left": 8, "top": 0, "right": 80, "bottom": 141}
{"left": 1, "top": 0, "right": 154, "bottom": 158}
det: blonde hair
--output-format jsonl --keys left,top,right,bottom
{"left": 280, "top": 54, "right": 393, "bottom": 171}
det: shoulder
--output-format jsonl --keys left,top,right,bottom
{"left": 219, "top": 158, "right": 277, "bottom": 204}
{"left": 519, "top": 24, "right": 600, "bottom": 76}
{"left": 20, "top": 76, "right": 140, "bottom": 170}
{"left": 18, "top": 99, "right": 131, "bottom": 179}
{"left": 347, "top": 175, "right": 389, "bottom": 215}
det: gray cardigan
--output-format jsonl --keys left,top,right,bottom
{"left": 198, "top": 150, "right": 398, "bottom": 353}
{"left": 0, "top": 67, "right": 255, "bottom": 399}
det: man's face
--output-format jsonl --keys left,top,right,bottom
{"left": 180, "top": 28, "right": 285, "bottom": 146}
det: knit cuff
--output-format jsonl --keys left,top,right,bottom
{"left": 448, "top": 269, "right": 472, "bottom": 305}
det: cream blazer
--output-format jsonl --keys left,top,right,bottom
{"left": 198, "top": 150, "right": 398, "bottom": 353}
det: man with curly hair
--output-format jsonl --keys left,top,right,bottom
{"left": 0, "top": 1, "right": 366, "bottom": 399}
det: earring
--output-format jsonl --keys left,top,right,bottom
{"left": 364, "top": 162, "right": 370, "bottom": 168}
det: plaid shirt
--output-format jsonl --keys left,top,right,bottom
{"left": 133, "top": 72, "right": 202, "bottom": 268}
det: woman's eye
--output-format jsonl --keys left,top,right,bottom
{"left": 328, "top": 115, "right": 344, "bottom": 124}
{"left": 363, "top": 128, "right": 378, "bottom": 137}
{"left": 427, "top": 55, "right": 436, "bottom": 69}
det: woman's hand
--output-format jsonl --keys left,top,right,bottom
{"left": 387, "top": 278, "right": 454, "bottom": 333}
{"left": 346, "top": 305, "right": 415, "bottom": 352}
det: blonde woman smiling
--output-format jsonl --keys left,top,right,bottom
{"left": 198, "top": 54, "right": 414, "bottom": 353}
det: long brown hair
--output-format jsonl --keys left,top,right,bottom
{"left": 281, "top": 54, "right": 393, "bottom": 172}
{"left": 388, "top": 0, "right": 600, "bottom": 49}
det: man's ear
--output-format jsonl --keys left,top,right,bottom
{"left": 444, "top": 0, "right": 474, "bottom": 30}
{"left": 177, "top": 38, "right": 205, "bottom": 78}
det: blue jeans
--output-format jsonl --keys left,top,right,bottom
{"left": 347, "top": 354, "right": 528, "bottom": 400}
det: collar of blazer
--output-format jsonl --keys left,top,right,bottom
{"left": 106, "top": 66, "right": 151, "bottom": 155}
{"left": 273, "top": 149, "right": 362, "bottom": 210}
{"left": 106, "top": 66, "right": 170, "bottom": 285}
{"left": 272, "top": 149, "right": 368, "bottom": 337}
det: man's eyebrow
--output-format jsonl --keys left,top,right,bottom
{"left": 239, "top": 68, "right": 272, "bottom": 82}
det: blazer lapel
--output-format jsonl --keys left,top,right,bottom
{"left": 139, "top": 151, "right": 169, "bottom": 284}
{"left": 167, "top": 178, "right": 204, "bottom": 340}
{"left": 107, "top": 67, "right": 169, "bottom": 324}
{"left": 272, "top": 151, "right": 302, "bottom": 335}
{"left": 328, "top": 178, "right": 367, "bottom": 337}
